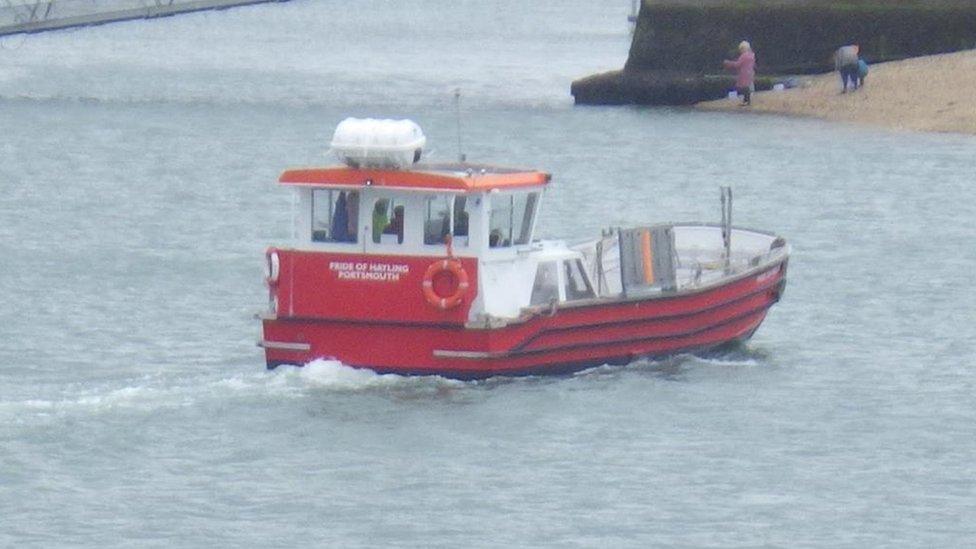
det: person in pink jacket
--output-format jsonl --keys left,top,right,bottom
{"left": 723, "top": 40, "right": 756, "bottom": 106}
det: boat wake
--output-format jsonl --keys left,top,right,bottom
{"left": 569, "top": 345, "right": 770, "bottom": 381}
{"left": 0, "top": 377, "right": 213, "bottom": 424}
{"left": 0, "top": 346, "right": 772, "bottom": 427}
{"left": 0, "top": 360, "right": 470, "bottom": 426}
{"left": 274, "top": 359, "right": 467, "bottom": 393}
{"left": 694, "top": 342, "right": 771, "bottom": 367}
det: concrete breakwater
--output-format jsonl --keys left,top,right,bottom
{"left": 573, "top": 0, "right": 976, "bottom": 106}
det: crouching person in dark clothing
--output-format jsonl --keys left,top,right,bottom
{"left": 857, "top": 57, "right": 869, "bottom": 89}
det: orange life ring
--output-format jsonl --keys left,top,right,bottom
{"left": 422, "top": 259, "right": 470, "bottom": 310}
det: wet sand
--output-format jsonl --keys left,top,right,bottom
{"left": 697, "top": 49, "right": 976, "bottom": 134}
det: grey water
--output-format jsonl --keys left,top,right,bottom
{"left": 1, "top": 1, "right": 975, "bottom": 547}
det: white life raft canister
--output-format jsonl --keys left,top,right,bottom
{"left": 330, "top": 118, "right": 426, "bottom": 169}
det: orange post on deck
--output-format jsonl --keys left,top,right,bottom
{"left": 641, "top": 229, "right": 654, "bottom": 284}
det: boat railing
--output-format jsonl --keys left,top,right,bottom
{"left": 574, "top": 223, "right": 788, "bottom": 298}
{"left": 672, "top": 226, "right": 788, "bottom": 289}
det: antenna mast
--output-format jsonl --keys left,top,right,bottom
{"left": 454, "top": 88, "right": 466, "bottom": 163}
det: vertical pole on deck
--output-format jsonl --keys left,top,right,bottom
{"left": 721, "top": 186, "right": 732, "bottom": 271}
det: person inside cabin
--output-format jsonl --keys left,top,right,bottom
{"left": 440, "top": 196, "right": 470, "bottom": 239}
{"left": 331, "top": 191, "right": 349, "bottom": 242}
{"left": 453, "top": 196, "right": 469, "bottom": 237}
{"left": 489, "top": 229, "right": 503, "bottom": 248}
{"left": 345, "top": 191, "right": 360, "bottom": 242}
{"left": 383, "top": 205, "right": 405, "bottom": 243}
{"left": 372, "top": 199, "right": 389, "bottom": 242}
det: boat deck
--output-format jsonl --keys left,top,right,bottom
{"left": 574, "top": 224, "right": 788, "bottom": 298}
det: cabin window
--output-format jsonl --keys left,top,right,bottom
{"left": 424, "top": 195, "right": 450, "bottom": 245}
{"left": 529, "top": 261, "right": 559, "bottom": 306}
{"left": 371, "top": 197, "right": 404, "bottom": 244}
{"left": 423, "top": 195, "right": 469, "bottom": 247}
{"left": 453, "top": 196, "right": 470, "bottom": 240}
{"left": 489, "top": 192, "right": 537, "bottom": 248}
{"left": 563, "top": 260, "right": 595, "bottom": 301}
{"left": 311, "top": 189, "right": 359, "bottom": 243}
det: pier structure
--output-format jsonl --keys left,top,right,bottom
{"left": 0, "top": 0, "right": 288, "bottom": 37}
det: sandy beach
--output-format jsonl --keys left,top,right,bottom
{"left": 697, "top": 49, "right": 976, "bottom": 135}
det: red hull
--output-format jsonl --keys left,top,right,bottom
{"left": 262, "top": 259, "right": 788, "bottom": 379}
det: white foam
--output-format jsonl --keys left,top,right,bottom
{"left": 693, "top": 356, "right": 761, "bottom": 368}
{"left": 214, "top": 376, "right": 255, "bottom": 391}
{"left": 0, "top": 360, "right": 471, "bottom": 426}
{"left": 0, "top": 371, "right": 271, "bottom": 423}
{"left": 289, "top": 359, "right": 464, "bottom": 392}
{"left": 572, "top": 363, "right": 620, "bottom": 378}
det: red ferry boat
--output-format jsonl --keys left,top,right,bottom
{"left": 259, "top": 119, "right": 790, "bottom": 379}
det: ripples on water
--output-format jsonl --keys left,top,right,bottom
{"left": 2, "top": 1, "right": 976, "bottom": 547}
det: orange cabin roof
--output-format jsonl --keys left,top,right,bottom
{"left": 278, "top": 163, "right": 551, "bottom": 192}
